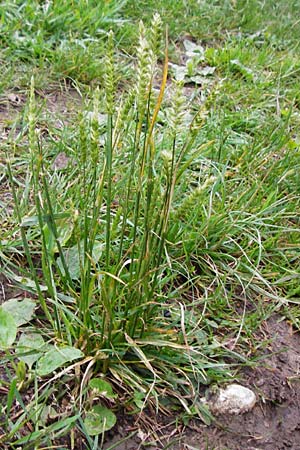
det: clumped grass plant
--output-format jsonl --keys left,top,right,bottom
{"left": 3, "top": 18, "right": 231, "bottom": 446}
{"left": 2, "top": 4, "right": 300, "bottom": 447}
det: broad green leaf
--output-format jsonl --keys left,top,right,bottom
{"left": 133, "top": 391, "right": 145, "bottom": 409}
{"left": 89, "top": 379, "right": 116, "bottom": 399}
{"left": 20, "top": 215, "right": 39, "bottom": 227}
{"left": 169, "top": 62, "right": 215, "bottom": 85}
{"left": 169, "top": 62, "right": 187, "bottom": 81}
{"left": 16, "top": 333, "right": 46, "bottom": 369}
{"left": 0, "top": 307, "right": 17, "bottom": 348}
{"left": 2, "top": 298, "right": 35, "bottom": 326}
{"left": 84, "top": 405, "right": 116, "bottom": 436}
{"left": 183, "top": 39, "right": 205, "bottom": 58}
{"left": 16, "top": 360, "right": 26, "bottom": 382}
{"left": 43, "top": 217, "right": 74, "bottom": 255}
{"left": 56, "top": 241, "right": 104, "bottom": 280}
{"left": 57, "top": 293, "right": 76, "bottom": 304}
{"left": 190, "top": 75, "right": 212, "bottom": 85}
{"left": 21, "top": 212, "right": 71, "bottom": 227}
{"left": 36, "top": 346, "right": 83, "bottom": 376}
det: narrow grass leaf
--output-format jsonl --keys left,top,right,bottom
{"left": 12, "top": 414, "right": 80, "bottom": 445}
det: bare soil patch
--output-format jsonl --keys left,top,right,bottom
{"left": 97, "top": 314, "right": 300, "bottom": 449}
{"left": 0, "top": 86, "right": 81, "bottom": 135}
{"left": 174, "top": 315, "right": 300, "bottom": 450}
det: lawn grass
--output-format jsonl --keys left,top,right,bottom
{"left": 0, "top": 0, "right": 299, "bottom": 447}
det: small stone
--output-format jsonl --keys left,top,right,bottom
{"left": 208, "top": 384, "right": 256, "bottom": 415}
{"left": 7, "top": 93, "right": 23, "bottom": 105}
{"left": 51, "top": 152, "right": 75, "bottom": 170}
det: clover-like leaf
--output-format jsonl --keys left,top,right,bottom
{"left": 89, "top": 378, "right": 116, "bottom": 399}
{"left": 84, "top": 406, "right": 116, "bottom": 436}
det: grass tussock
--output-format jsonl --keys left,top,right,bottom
{"left": 0, "top": 1, "right": 299, "bottom": 448}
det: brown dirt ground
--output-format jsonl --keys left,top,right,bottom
{"left": 0, "top": 86, "right": 81, "bottom": 137}
{"left": 100, "top": 314, "right": 300, "bottom": 450}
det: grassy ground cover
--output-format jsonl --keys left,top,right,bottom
{"left": 0, "top": 0, "right": 299, "bottom": 448}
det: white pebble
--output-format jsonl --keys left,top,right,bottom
{"left": 208, "top": 384, "right": 256, "bottom": 415}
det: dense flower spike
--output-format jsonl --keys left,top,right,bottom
{"left": 168, "top": 81, "right": 186, "bottom": 137}
{"left": 105, "top": 30, "right": 115, "bottom": 115}
{"left": 136, "top": 21, "right": 153, "bottom": 120}
{"left": 149, "top": 13, "right": 162, "bottom": 67}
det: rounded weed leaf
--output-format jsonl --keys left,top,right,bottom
{"left": 0, "top": 307, "right": 17, "bottom": 348}
{"left": 89, "top": 378, "right": 116, "bottom": 399}
{"left": 84, "top": 405, "right": 117, "bottom": 436}
{"left": 17, "top": 333, "right": 46, "bottom": 369}
{"left": 56, "top": 241, "right": 104, "bottom": 280}
{"left": 1, "top": 298, "right": 36, "bottom": 326}
{"left": 36, "top": 346, "right": 84, "bottom": 376}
